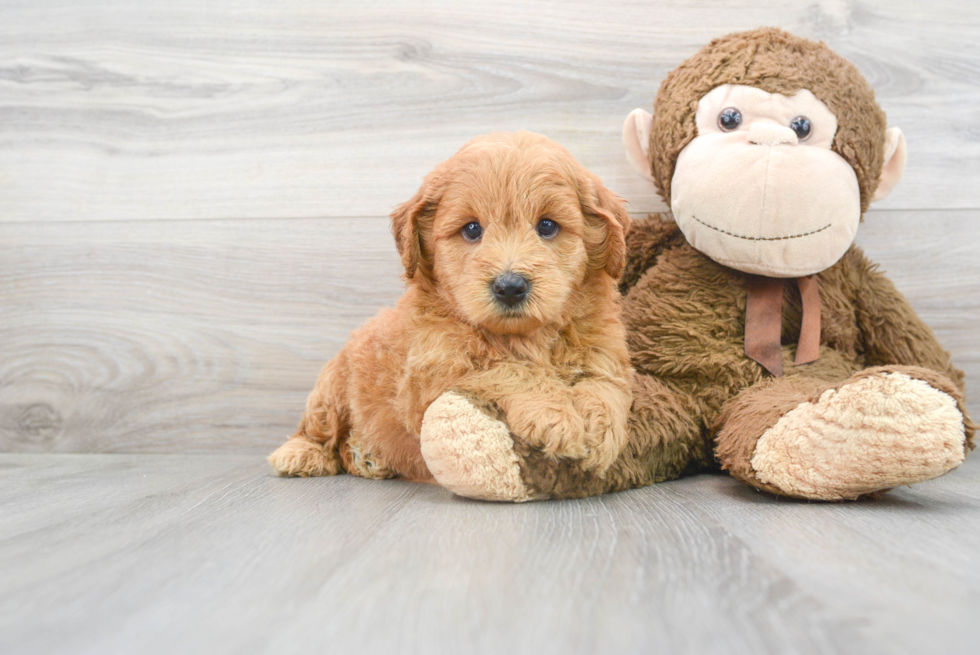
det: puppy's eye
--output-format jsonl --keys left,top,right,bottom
{"left": 718, "top": 107, "right": 742, "bottom": 132}
{"left": 790, "top": 116, "right": 811, "bottom": 141}
{"left": 536, "top": 218, "right": 559, "bottom": 239}
{"left": 461, "top": 221, "right": 483, "bottom": 242}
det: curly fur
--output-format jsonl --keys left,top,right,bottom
{"left": 268, "top": 132, "right": 633, "bottom": 481}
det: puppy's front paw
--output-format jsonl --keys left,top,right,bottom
{"left": 574, "top": 388, "right": 631, "bottom": 474}
{"left": 578, "top": 410, "right": 627, "bottom": 474}
{"left": 511, "top": 403, "right": 589, "bottom": 461}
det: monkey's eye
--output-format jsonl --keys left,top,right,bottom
{"left": 790, "top": 116, "right": 812, "bottom": 141}
{"left": 718, "top": 107, "right": 742, "bottom": 132}
{"left": 536, "top": 217, "right": 560, "bottom": 239}
{"left": 461, "top": 221, "right": 483, "bottom": 242}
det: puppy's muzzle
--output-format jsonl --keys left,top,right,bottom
{"left": 491, "top": 272, "right": 530, "bottom": 309}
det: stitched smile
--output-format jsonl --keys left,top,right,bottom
{"left": 692, "top": 216, "right": 832, "bottom": 241}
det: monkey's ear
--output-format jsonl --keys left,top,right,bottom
{"left": 390, "top": 173, "right": 442, "bottom": 279}
{"left": 623, "top": 108, "right": 655, "bottom": 182}
{"left": 581, "top": 173, "right": 632, "bottom": 279}
{"left": 871, "top": 127, "right": 907, "bottom": 203}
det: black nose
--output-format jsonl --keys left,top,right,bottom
{"left": 491, "top": 272, "right": 529, "bottom": 308}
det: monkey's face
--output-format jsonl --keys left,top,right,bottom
{"left": 670, "top": 84, "right": 861, "bottom": 277}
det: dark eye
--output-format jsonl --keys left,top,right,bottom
{"left": 790, "top": 116, "right": 811, "bottom": 141}
{"left": 536, "top": 217, "right": 559, "bottom": 239}
{"left": 718, "top": 107, "right": 742, "bottom": 132}
{"left": 461, "top": 221, "right": 482, "bottom": 242}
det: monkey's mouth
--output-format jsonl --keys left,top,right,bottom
{"left": 692, "top": 216, "right": 832, "bottom": 241}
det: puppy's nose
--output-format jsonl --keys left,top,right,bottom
{"left": 491, "top": 272, "right": 529, "bottom": 308}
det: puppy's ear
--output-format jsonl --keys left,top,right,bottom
{"left": 390, "top": 169, "right": 444, "bottom": 279}
{"left": 579, "top": 173, "right": 631, "bottom": 279}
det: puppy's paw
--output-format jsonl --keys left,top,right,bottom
{"left": 421, "top": 391, "right": 532, "bottom": 502}
{"left": 574, "top": 392, "right": 630, "bottom": 474}
{"left": 512, "top": 403, "right": 589, "bottom": 461}
{"left": 268, "top": 438, "right": 343, "bottom": 477}
{"left": 579, "top": 415, "right": 628, "bottom": 474}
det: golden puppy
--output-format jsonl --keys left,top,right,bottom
{"left": 268, "top": 132, "right": 633, "bottom": 487}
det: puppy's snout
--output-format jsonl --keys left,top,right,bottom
{"left": 491, "top": 272, "right": 529, "bottom": 308}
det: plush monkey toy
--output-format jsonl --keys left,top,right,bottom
{"left": 419, "top": 28, "right": 974, "bottom": 501}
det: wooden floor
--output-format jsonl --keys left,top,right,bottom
{"left": 3, "top": 1, "right": 980, "bottom": 653}
{"left": 2, "top": 453, "right": 979, "bottom": 655}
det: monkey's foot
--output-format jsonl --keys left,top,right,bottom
{"left": 268, "top": 437, "right": 343, "bottom": 477}
{"left": 420, "top": 391, "right": 532, "bottom": 502}
{"left": 750, "top": 371, "right": 967, "bottom": 500}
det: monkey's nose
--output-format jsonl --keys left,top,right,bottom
{"left": 491, "top": 272, "right": 529, "bottom": 308}
{"left": 748, "top": 122, "right": 799, "bottom": 146}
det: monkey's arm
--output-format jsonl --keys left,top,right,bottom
{"left": 849, "top": 249, "right": 965, "bottom": 390}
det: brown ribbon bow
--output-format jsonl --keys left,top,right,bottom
{"left": 744, "top": 274, "right": 821, "bottom": 377}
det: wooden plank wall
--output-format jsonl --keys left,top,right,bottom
{"left": 2, "top": 0, "right": 978, "bottom": 453}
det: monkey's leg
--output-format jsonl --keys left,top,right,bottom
{"left": 419, "top": 373, "right": 712, "bottom": 501}
{"left": 715, "top": 365, "right": 972, "bottom": 500}
{"left": 268, "top": 355, "right": 350, "bottom": 477}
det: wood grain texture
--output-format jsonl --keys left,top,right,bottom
{"left": 3, "top": 4, "right": 978, "bottom": 652}
{"left": 1, "top": 0, "right": 980, "bottom": 222}
{"left": 1, "top": 453, "right": 979, "bottom": 655}
{"left": 1, "top": 210, "right": 976, "bottom": 453}
{"left": 0, "top": 217, "right": 404, "bottom": 453}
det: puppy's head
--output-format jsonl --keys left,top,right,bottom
{"left": 390, "top": 132, "right": 630, "bottom": 333}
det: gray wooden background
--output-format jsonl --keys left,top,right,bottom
{"left": 2, "top": 0, "right": 978, "bottom": 454}
{"left": 3, "top": 4, "right": 980, "bottom": 654}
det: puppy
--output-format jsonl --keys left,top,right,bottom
{"left": 268, "top": 132, "right": 633, "bottom": 484}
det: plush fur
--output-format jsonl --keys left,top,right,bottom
{"left": 648, "top": 27, "right": 886, "bottom": 213}
{"left": 419, "top": 29, "right": 973, "bottom": 502}
{"left": 268, "top": 132, "right": 633, "bottom": 483}
{"left": 429, "top": 219, "right": 974, "bottom": 501}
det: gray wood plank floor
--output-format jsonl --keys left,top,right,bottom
{"left": 2, "top": 454, "right": 978, "bottom": 655}
{"left": 3, "top": 3, "right": 980, "bottom": 653}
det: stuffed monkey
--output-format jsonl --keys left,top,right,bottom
{"left": 419, "top": 28, "right": 974, "bottom": 501}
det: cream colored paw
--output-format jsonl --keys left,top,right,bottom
{"left": 268, "top": 438, "right": 342, "bottom": 477}
{"left": 751, "top": 372, "right": 967, "bottom": 500}
{"left": 420, "top": 392, "right": 531, "bottom": 502}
